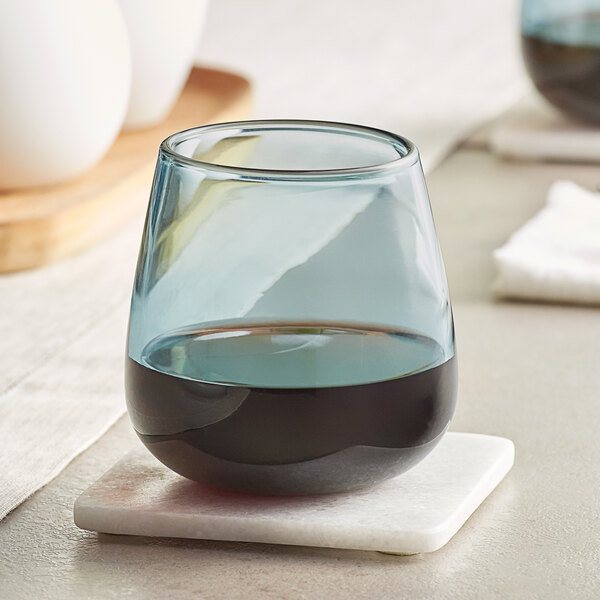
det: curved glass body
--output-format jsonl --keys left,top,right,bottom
{"left": 126, "top": 120, "right": 456, "bottom": 495}
{"left": 522, "top": 0, "right": 600, "bottom": 123}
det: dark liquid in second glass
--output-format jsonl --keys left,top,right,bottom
{"left": 126, "top": 323, "right": 457, "bottom": 495}
{"left": 522, "top": 13, "right": 600, "bottom": 123}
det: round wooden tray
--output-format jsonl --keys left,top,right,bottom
{"left": 0, "top": 67, "right": 252, "bottom": 273}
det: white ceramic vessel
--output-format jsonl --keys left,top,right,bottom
{"left": 0, "top": 0, "right": 131, "bottom": 190}
{"left": 118, "top": 0, "right": 209, "bottom": 130}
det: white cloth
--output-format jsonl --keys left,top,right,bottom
{"left": 1, "top": 0, "right": 526, "bottom": 520}
{"left": 0, "top": 219, "right": 142, "bottom": 520}
{"left": 494, "top": 181, "right": 600, "bottom": 305}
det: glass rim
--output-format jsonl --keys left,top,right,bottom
{"left": 160, "top": 119, "right": 419, "bottom": 181}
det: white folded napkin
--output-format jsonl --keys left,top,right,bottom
{"left": 493, "top": 180, "right": 600, "bottom": 304}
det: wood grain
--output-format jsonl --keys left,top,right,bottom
{"left": 0, "top": 67, "right": 252, "bottom": 273}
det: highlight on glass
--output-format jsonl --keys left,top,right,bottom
{"left": 126, "top": 120, "right": 457, "bottom": 495}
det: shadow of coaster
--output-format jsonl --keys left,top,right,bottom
{"left": 74, "top": 432, "right": 514, "bottom": 554}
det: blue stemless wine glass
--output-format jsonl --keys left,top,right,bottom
{"left": 126, "top": 120, "right": 457, "bottom": 495}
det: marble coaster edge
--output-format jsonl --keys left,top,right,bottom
{"left": 74, "top": 433, "right": 515, "bottom": 554}
{"left": 424, "top": 436, "right": 514, "bottom": 553}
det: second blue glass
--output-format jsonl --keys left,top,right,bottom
{"left": 522, "top": 0, "right": 600, "bottom": 123}
{"left": 126, "top": 120, "right": 456, "bottom": 495}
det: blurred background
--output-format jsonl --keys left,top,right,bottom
{"left": 196, "top": 0, "right": 527, "bottom": 170}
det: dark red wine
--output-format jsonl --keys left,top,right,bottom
{"left": 126, "top": 323, "right": 457, "bottom": 495}
{"left": 522, "top": 14, "right": 600, "bottom": 123}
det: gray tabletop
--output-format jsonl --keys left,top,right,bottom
{"left": 2, "top": 145, "right": 599, "bottom": 600}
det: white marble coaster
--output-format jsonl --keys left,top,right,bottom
{"left": 74, "top": 433, "right": 514, "bottom": 554}
{"left": 489, "top": 95, "right": 600, "bottom": 163}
